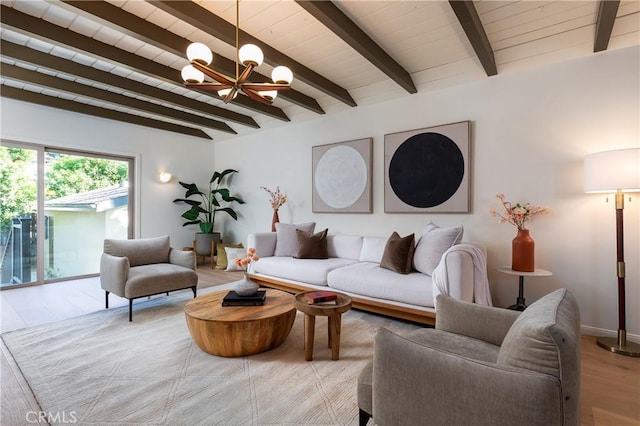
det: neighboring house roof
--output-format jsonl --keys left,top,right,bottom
{"left": 45, "top": 184, "right": 128, "bottom": 212}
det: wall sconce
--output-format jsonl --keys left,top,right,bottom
{"left": 159, "top": 171, "right": 172, "bottom": 183}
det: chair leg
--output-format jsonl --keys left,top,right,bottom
{"left": 105, "top": 291, "right": 109, "bottom": 309}
{"left": 192, "top": 286, "right": 197, "bottom": 298}
{"left": 359, "top": 409, "right": 371, "bottom": 426}
{"left": 129, "top": 299, "right": 133, "bottom": 322}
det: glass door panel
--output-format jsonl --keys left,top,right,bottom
{"left": 0, "top": 146, "right": 38, "bottom": 287}
{"left": 44, "top": 151, "right": 130, "bottom": 280}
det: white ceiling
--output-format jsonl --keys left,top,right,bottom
{"left": 1, "top": 0, "right": 638, "bottom": 142}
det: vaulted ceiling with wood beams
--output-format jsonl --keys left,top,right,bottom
{"left": 1, "top": 1, "right": 638, "bottom": 142}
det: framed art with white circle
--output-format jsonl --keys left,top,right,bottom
{"left": 384, "top": 121, "right": 470, "bottom": 213}
{"left": 312, "top": 138, "right": 373, "bottom": 213}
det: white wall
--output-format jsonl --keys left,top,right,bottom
{"left": 0, "top": 100, "right": 215, "bottom": 250}
{"left": 213, "top": 46, "right": 640, "bottom": 339}
{"left": 1, "top": 46, "right": 637, "bottom": 340}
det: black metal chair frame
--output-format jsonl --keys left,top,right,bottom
{"left": 105, "top": 285, "right": 197, "bottom": 321}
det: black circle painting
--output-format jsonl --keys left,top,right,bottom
{"left": 389, "top": 132, "right": 463, "bottom": 207}
{"left": 384, "top": 121, "right": 470, "bottom": 212}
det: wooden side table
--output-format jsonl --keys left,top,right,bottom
{"left": 496, "top": 266, "right": 552, "bottom": 311}
{"left": 293, "top": 291, "right": 352, "bottom": 361}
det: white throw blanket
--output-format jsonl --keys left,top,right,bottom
{"left": 432, "top": 243, "right": 493, "bottom": 307}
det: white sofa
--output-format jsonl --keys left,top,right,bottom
{"left": 247, "top": 224, "right": 489, "bottom": 325}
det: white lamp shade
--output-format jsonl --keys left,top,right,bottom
{"left": 258, "top": 90, "right": 277, "bottom": 101}
{"left": 238, "top": 44, "right": 263, "bottom": 66}
{"left": 271, "top": 66, "right": 293, "bottom": 84}
{"left": 181, "top": 65, "right": 204, "bottom": 83}
{"left": 186, "top": 42, "right": 213, "bottom": 65}
{"left": 584, "top": 148, "right": 640, "bottom": 193}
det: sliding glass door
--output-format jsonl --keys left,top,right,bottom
{"left": 0, "top": 142, "right": 133, "bottom": 288}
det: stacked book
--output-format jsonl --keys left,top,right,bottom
{"left": 304, "top": 291, "right": 338, "bottom": 305}
{"left": 222, "top": 290, "right": 267, "bottom": 306}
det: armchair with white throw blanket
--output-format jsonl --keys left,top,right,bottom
{"left": 100, "top": 235, "right": 198, "bottom": 321}
{"left": 358, "top": 288, "right": 581, "bottom": 426}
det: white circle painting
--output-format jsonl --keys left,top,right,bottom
{"left": 314, "top": 145, "right": 367, "bottom": 209}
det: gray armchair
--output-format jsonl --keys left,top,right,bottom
{"left": 358, "top": 288, "right": 580, "bottom": 426}
{"left": 100, "top": 235, "right": 198, "bottom": 321}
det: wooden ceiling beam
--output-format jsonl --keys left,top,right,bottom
{"left": 151, "top": 0, "right": 357, "bottom": 107}
{"left": 594, "top": 0, "right": 620, "bottom": 52}
{"left": 2, "top": 64, "right": 236, "bottom": 134}
{"left": 0, "top": 5, "right": 289, "bottom": 122}
{"left": 0, "top": 85, "right": 211, "bottom": 140}
{"left": 295, "top": 1, "right": 416, "bottom": 95}
{"left": 448, "top": 1, "right": 497, "bottom": 77}
{"left": 61, "top": 0, "right": 323, "bottom": 115}
{"left": 1, "top": 40, "right": 258, "bottom": 130}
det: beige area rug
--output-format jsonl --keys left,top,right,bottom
{"left": 2, "top": 285, "right": 421, "bottom": 425}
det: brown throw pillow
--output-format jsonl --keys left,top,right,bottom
{"left": 214, "top": 242, "right": 243, "bottom": 269}
{"left": 294, "top": 228, "right": 329, "bottom": 259}
{"left": 380, "top": 232, "right": 415, "bottom": 274}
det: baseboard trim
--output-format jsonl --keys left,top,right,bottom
{"left": 581, "top": 325, "right": 640, "bottom": 344}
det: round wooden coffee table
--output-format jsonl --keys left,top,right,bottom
{"left": 184, "top": 288, "right": 295, "bottom": 357}
{"left": 294, "top": 291, "right": 352, "bottom": 361}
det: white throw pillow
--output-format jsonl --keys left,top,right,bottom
{"left": 359, "top": 236, "right": 387, "bottom": 263}
{"left": 224, "top": 247, "right": 247, "bottom": 271}
{"left": 413, "top": 222, "right": 464, "bottom": 275}
{"left": 274, "top": 222, "right": 316, "bottom": 257}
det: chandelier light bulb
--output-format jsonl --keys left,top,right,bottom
{"left": 186, "top": 42, "right": 213, "bottom": 65}
{"left": 239, "top": 44, "right": 264, "bottom": 67}
{"left": 259, "top": 90, "right": 278, "bottom": 101}
{"left": 218, "top": 88, "right": 238, "bottom": 100}
{"left": 181, "top": 65, "right": 204, "bottom": 83}
{"left": 271, "top": 66, "right": 293, "bottom": 85}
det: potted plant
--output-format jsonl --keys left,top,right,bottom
{"left": 173, "top": 169, "right": 245, "bottom": 257}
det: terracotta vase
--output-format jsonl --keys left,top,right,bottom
{"left": 512, "top": 228, "right": 535, "bottom": 272}
{"left": 271, "top": 210, "right": 280, "bottom": 232}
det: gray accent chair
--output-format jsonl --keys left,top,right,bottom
{"left": 100, "top": 235, "right": 198, "bottom": 321}
{"left": 358, "top": 288, "right": 580, "bottom": 426}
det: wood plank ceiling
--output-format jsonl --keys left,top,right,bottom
{"left": 1, "top": 1, "right": 638, "bottom": 142}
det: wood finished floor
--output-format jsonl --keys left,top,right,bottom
{"left": 1, "top": 266, "right": 639, "bottom": 426}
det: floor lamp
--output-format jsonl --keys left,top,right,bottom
{"left": 584, "top": 148, "right": 640, "bottom": 357}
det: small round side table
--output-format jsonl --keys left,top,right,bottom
{"left": 293, "top": 291, "right": 352, "bottom": 361}
{"left": 496, "top": 266, "right": 552, "bottom": 311}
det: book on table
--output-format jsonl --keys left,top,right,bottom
{"left": 304, "top": 291, "right": 338, "bottom": 304}
{"left": 222, "top": 290, "right": 267, "bottom": 306}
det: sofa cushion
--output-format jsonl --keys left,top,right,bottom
{"left": 254, "top": 256, "right": 358, "bottom": 286}
{"left": 125, "top": 263, "right": 197, "bottom": 298}
{"left": 104, "top": 235, "right": 170, "bottom": 267}
{"left": 328, "top": 262, "right": 434, "bottom": 307}
{"left": 380, "top": 232, "right": 415, "bottom": 274}
{"left": 224, "top": 246, "right": 247, "bottom": 271}
{"left": 215, "top": 242, "right": 243, "bottom": 270}
{"left": 497, "top": 288, "right": 580, "bottom": 380}
{"left": 327, "top": 235, "right": 363, "bottom": 260}
{"left": 295, "top": 228, "right": 328, "bottom": 259}
{"left": 359, "top": 236, "right": 387, "bottom": 263}
{"left": 274, "top": 222, "right": 316, "bottom": 257}
{"left": 413, "top": 222, "right": 463, "bottom": 275}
